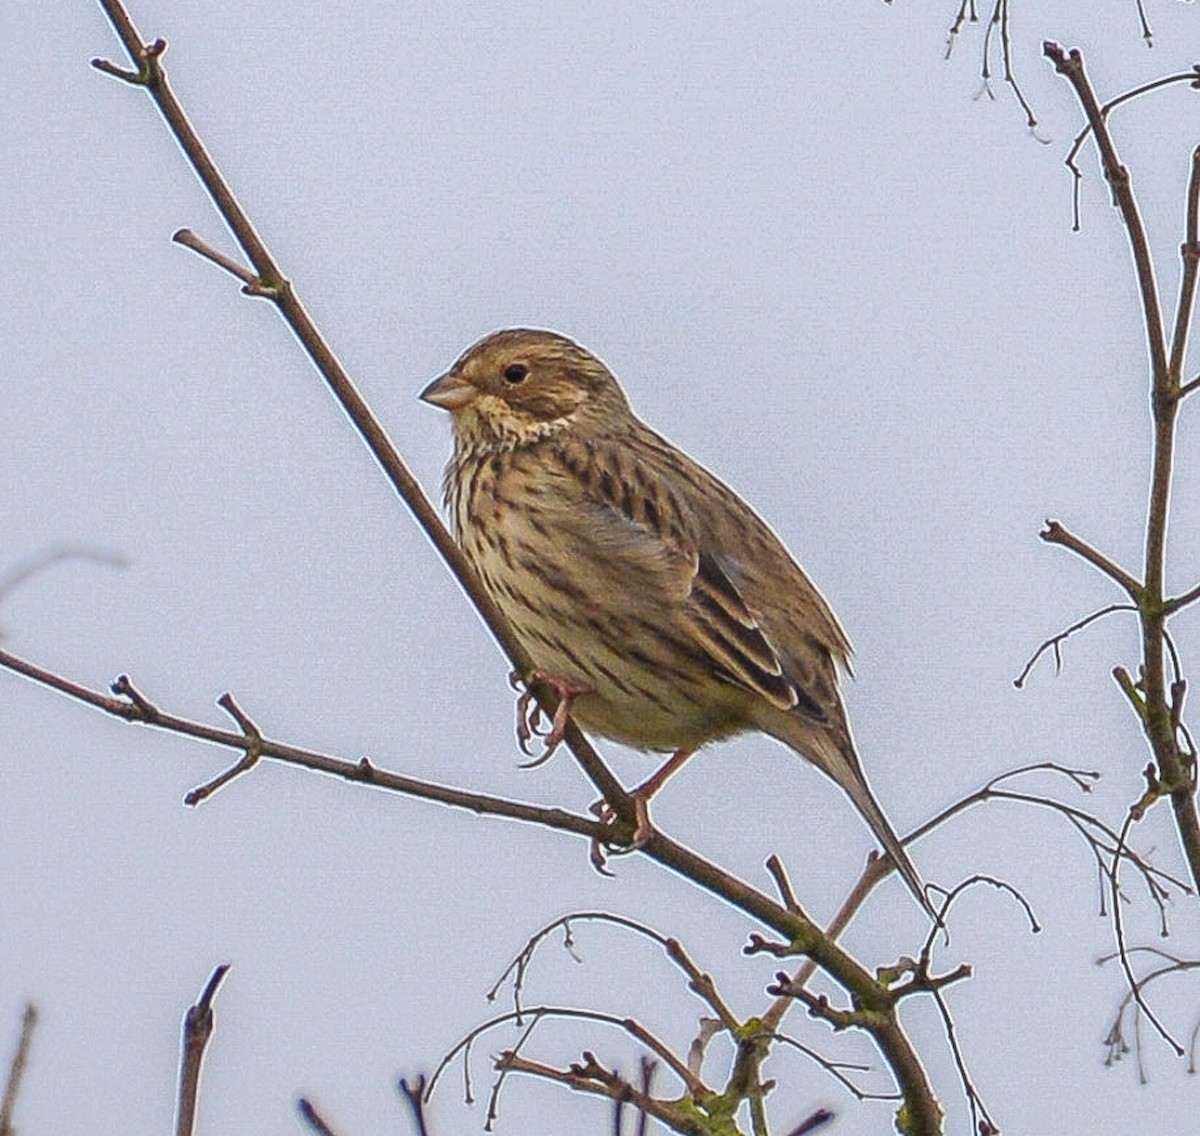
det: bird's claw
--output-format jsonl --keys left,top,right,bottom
{"left": 510, "top": 669, "right": 592, "bottom": 768}
{"left": 512, "top": 681, "right": 550, "bottom": 762}
{"left": 589, "top": 836, "right": 616, "bottom": 876}
{"left": 587, "top": 793, "right": 656, "bottom": 872}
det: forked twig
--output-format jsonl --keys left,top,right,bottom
{"left": 1098, "top": 947, "right": 1200, "bottom": 1078}
{"left": 1013, "top": 603, "right": 1137, "bottom": 688}
{"left": 0, "top": 647, "right": 604, "bottom": 843}
{"left": 487, "top": 912, "right": 738, "bottom": 1033}
{"left": 398, "top": 1075, "right": 433, "bottom": 1136}
{"left": 1060, "top": 67, "right": 1200, "bottom": 232}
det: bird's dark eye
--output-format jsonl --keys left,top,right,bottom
{"left": 503, "top": 363, "right": 529, "bottom": 385}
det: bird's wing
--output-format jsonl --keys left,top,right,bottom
{"left": 688, "top": 547, "right": 824, "bottom": 718}
{"left": 548, "top": 432, "right": 825, "bottom": 720}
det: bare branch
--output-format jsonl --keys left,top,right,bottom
{"left": 0, "top": 546, "right": 126, "bottom": 611}
{"left": 397, "top": 1075, "right": 433, "bottom": 1136}
{"left": 1038, "top": 520, "right": 1142, "bottom": 597}
{"left": 297, "top": 1099, "right": 343, "bottom": 1136}
{"left": 173, "top": 229, "right": 260, "bottom": 290}
{"left": 946, "top": 0, "right": 1045, "bottom": 132}
{"left": 175, "top": 964, "right": 230, "bottom": 1136}
{"left": 90, "top": 0, "right": 632, "bottom": 823}
{"left": 486, "top": 911, "right": 738, "bottom": 1034}
{"left": 1045, "top": 44, "right": 1170, "bottom": 377}
{"left": 770, "top": 1032, "right": 898, "bottom": 1103}
{"left": 989, "top": 0, "right": 1042, "bottom": 131}
{"left": 485, "top": 1012, "right": 544, "bottom": 1130}
{"left": 1013, "top": 602, "right": 1138, "bottom": 688}
{"left": 764, "top": 854, "right": 806, "bottom": 917}
{"left": 1109, "top": 812, "right": 1185, "bottom": 1058}
{"left": 0, "top": 640, "right": 942, "bottom": 1128}
{"left": 1098, "top": 946, "right": 1200, "bottom": 1075}
{"left": 1167, "top": 145, "right": 1200, "bottom": 385}
{"left": 1178, "top": 372, "right": 1200, "bottom": 398}
{"left": 1165, "top": 578, "right": 1200, "bottom": 615}
{"left": 0, "top": 1004, "right": 38, "bottom": 1136}
{"left": 496, "top": 1051, "right": 705, "bottom": 1136}
{"left": 928, "top": 984, "right": 999, "bottom": 1135}
{"left": 185, "top": 692, "right": 264, "bottom": 803}
{"left": 0, "top": 647, "right": 605, "bottom": 842}
{"left": 428, "top": 1005, "right": 707, "bottom": 1105}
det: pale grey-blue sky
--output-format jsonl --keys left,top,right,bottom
{"left": 3, "top": 3, "right": 1200, "bottom": 1134}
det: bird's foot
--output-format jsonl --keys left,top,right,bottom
{"left": 585, "top": 749, "right": 695, "bottom": 869}
{"left": 510, "top": 669, "right": 593, "bottom": 767}
{"left": 587, "top": 792, "right": 656, "bottom": 873}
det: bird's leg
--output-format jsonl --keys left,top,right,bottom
{"left": 510, "top": 669, "right": 594, "bottom": 767}
{"left": 590, "top": 748, "right": 696, "bottom": 865}
{"left": 632, "top": 747, "right": 696, "bottom": 802}
{"left": 627, "top": 747, "right": 695, "bottom": 845}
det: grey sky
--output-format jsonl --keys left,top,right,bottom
{"left": 4, "top": 2, "right": 1200, "bottom": 1133}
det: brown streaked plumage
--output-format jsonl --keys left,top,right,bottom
{"left": 421, "top": 328, "right": 931, "bottom": 915}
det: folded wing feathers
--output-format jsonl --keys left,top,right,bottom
{"left": 690, "top": 552, "right": 825, "bottom": 720}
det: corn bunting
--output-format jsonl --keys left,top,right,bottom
{"left": 422, "top": 328, "right": 930, "bottom": 915}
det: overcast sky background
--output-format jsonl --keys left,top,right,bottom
{"left": 4, "top": 2, "right": 1200, "bottom": 1134}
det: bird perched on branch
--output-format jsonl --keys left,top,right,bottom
{"left": 422, "top": 328, "right": 931, "bottom": 917}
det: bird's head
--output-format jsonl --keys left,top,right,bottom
{"left": 421, "top": 328, "right": 631, "bottom": 451}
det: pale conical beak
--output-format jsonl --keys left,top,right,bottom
{"left": 419, "top": 371, "right": 478, "bottom": 411}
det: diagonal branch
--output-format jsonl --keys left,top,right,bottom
{"left": 1038, "top": 520, "right": 1142, "bottom": 598}
{"left": 82, "top": 6, "right": 947, "bottom": 1128}
{"left": 89, "top": 0, "right": 632, "bottom": 823}
{"left": 0, "top": 646, "right": 604, "bottom": 842}
{"left": 0, "top": 1003, "right": 38, "bottom": 1136}
{"left": 1044, "top": 43, "right": 1169, "bottom": 380}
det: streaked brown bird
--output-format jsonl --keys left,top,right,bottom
{"left": 421, "top": 328, "right": 931, "bottom": 915}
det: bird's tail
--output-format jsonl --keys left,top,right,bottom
{"left": 774, "top": 717, "right": 937, "bottom": 922}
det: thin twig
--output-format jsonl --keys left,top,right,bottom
{"left": 1060, "top": 66, "right": 1200, "bottom": 232}
{"left": 398, "top": 1075, "right": 433, "bottom": 1136}
{"left": 1098, "top": 947, "right": 1200, "bottom": 1076}
{"left": 1038, "top": 520, "right": 1142, "bottom": 597}
{"left": 0, "top": 1004, "right": 38, "bottom": 1136}
{"left": 428, "top": 1005, "right": 706, "bottom": 1102}
{"left": 1167, "top": 145, "right": 1200, "bottom": 384}
{"left": 485, "top": 1012, "right": 544, "bottom": 1130}
{"left": 487, "top": 912, "right": 740, "bottom": 1034}
{"left": 0, "top": 546, "right": 126, "bottom": 608}
{"left": 496, "top": 1051, "right": 702, "bottom": 1136}
{"left": 0, "top": 647, "right": 604, "bottom": 842}
{"left": 1165, "top": 578, "right": 1200, "bottom": 615}
{"left": 175, "top": 964, "right": 230, "bottom": 1136}
{"left": 1013, "top": 602, "right": 1138, "bottom": 688}
{"left": 928, "top": 985, "right": 999, "bottom": 1135}
{"left": 297, "top": 1099, "right": 342, "bottom": 1136}
{"left": 173, "top": 228, "right": 260, "bottom": 289}
{"left": 1109, "top": 812, "right": 1184, "bottom": 1057}
{"left": 770, "top": 1033, "right": 897, "bottom": 1102}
